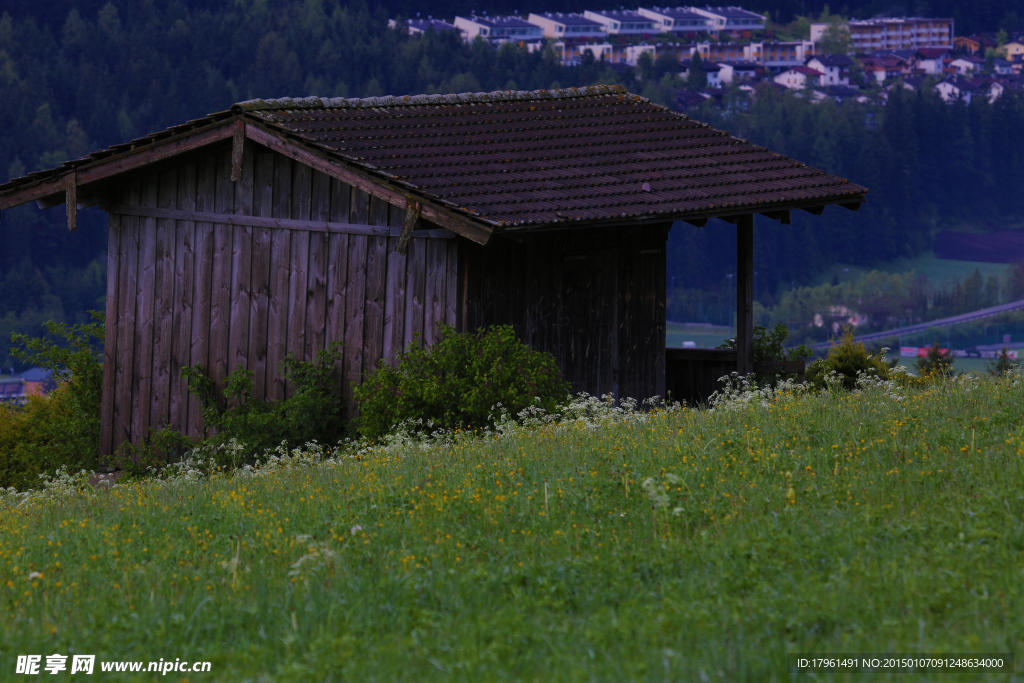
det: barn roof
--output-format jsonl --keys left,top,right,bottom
{"left": 0, "top": 85, "right": 865, "bottom": 240}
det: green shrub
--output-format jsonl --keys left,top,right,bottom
{"left": 111, "top": 427, "right": 195, "bottom": 476}
{"left": 806, "top": 331, "right": 890, "bottom": 390}
{"left": 989, "top": 347, "right": 1020, "bottom": 376}
{"left": 182, "top": 343, "right": 346, "bottom": 460}
{"left": 916, "top": 341, "right": 954, "bottom": 378}
{"left": 0, "top": 315, "right": 104, "bottom": 489}
{"left": 719, "top": 323, "right": 811, "bottom": 384}
{"left": 354, "top": 324, "right": 571, "bottom": 439}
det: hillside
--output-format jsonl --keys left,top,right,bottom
{"left": 3, "top": 377, "right": 1022, "bottom": 677}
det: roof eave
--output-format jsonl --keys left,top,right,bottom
{"left": 496, "top": 192, "right": 868, "bottom": 233}
{"left": 0, "top": 115, "right": 237, "bottom": 212}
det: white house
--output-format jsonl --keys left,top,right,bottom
{"left": 398, "top": 18, "right": 458, "bottom": 37}
{"left": 689, "top": 6, "right": 766, "bottom": 34}
{"left": 624, "top": 43, "right": 657, "bottom": 65}
{"left": 774, "top": 66, "right": 823, "bottom": 90}
{"left": 638, "top": 7, "right": 711, "bottom": 34}
{"left": 527, "top": 12, "right": 606, "bottom": 40}
{"left": 806, "top": 54, "right": 852, "bottom": 86}
{"left": 935, "top": 79, "right": 966, "bottom": 103}
{"left": 583, "top": 10, "right": 657, "bottom": 35}
{"left": 913, "top": 47, "right": 948, "bottom": 75}
{"left": 716, "top": 61, "right": 759, "bottom": 84}
{"left": 453, "top": 15, "right": 544, "bottom": 44}
{"left": 949, "top": 57, "right": 983, "bottom": 75}
{"left": 683, "top": 59, "right": 723, "bottom": 87}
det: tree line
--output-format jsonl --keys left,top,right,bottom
{"left": 0, "top": 1, "right": 1022, "bottom": 369}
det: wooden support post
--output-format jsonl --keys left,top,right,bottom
{"left": 736, "top": 214, "right": 754, "bottom": 375}
{"left": 231, "top": 120, "right": 246, "bottom": 182}
{"left": 65, "top": 173, "right": 78, "bottom": 232}
{"left": 397, "top": 199, "right": 421, "bottom": 254}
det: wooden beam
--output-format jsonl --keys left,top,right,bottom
{"left": 65, "top": 173, "right": 77, "bottom": 232}
{"left": 0, "top": 120, "right": 236, "bottom": 210}
{"left": 736, "top": 214, "right": 754, "bottom": 375}
{"left": 244, "top": 123, "right": 495, "bottom": 245}
{"left": 683, "top": 217, "right": 707, "bottom": 228}
{"left": 109, "top": 204, "right": 455, "bottom": 238}
{"left": 801, "top": 205, "right": 826, "bottom": 215}
{"left": 397, "top": 199, "right": 421, "bottom": 254}
{"left": 231, "top": 120, "right": 246, "bottom": 182}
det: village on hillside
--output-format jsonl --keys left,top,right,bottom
{"left": 391, "top": 6, "right": 1024, "bottom": 107}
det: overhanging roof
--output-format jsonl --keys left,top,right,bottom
{"left": 0, "top": 85, "right": 866, "bottom": 240}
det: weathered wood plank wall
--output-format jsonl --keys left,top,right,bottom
{"left": 459, "top": 225, "right": 668, "bottom": 402}
{"left": 100, "top": 142, "right": 459, "bottom": 453}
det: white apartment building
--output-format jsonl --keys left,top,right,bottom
{"left": 810, "top": 17, "right": 953, "bottom": 52}
{"left": 453, "top": 15, "right": 544, "bottom": 44}
{"left": 583, "top": 10, "right": 657, "bottom": 35}
{"left": 638, "top": 7, "right": 712, "bottom": 34}
{"left": 527, "top": 12, "right": 606, "bottom": 40}
{"left": 689, "top": 6, "right": 765, "bottom": 33}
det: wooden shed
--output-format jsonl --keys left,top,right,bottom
{"left": 0, "top": 86, "right": 866, "bottom": 453}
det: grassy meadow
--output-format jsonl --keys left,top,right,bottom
{"left": 2, "top": 375, "right": 1024, "bottom": 680}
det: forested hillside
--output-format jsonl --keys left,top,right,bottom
{"left": 1, "top": 0, "right": 1023, "bottom": 368}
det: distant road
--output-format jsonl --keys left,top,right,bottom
{"left": 809, "top": 298, "right": 1024, "bottom": 351}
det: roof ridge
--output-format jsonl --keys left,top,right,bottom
{"left": 233, "top": 85, "right": 629, "bottom": 112}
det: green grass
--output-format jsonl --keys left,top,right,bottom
{"left": 815, "top": 251, "right": 1011, "bottom": 290}
{"left": 666, "top": 321, "right": 733, "bottom": 348}
{"left": 3, "top": 378, "right": 1024, "bottom": 680}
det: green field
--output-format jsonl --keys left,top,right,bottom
{"left": 815, "top": 251, "right": 1012, "bottom": 290}
{"left": 3, "top": 376, "right": 1023, "bottom": 680}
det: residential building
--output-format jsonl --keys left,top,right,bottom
{"left": 0, "top": 368, "right": 54, "bottom": 405}
{"left": 583, "top": 10, "right": 657, "bottom": 35}
{"left": 684, "top": 59, "right": 723, "bottom": 86}
{"left": 993, "top": 58, "right": 1014, "bottom": 76}
{"left": 395, "top": 18, "right": 458, "bottom": 36}
{"left": 859, "top": 54, "right": 909, "bottom": 83}
{"left": 638, "top": 7, "right": 712, "bottom": 34}
{"left": 949, "top": 56, "right": 983, "bottom": 75}
{"left": 806, "top": 54, "right": 852, "bottom": 86}
{"left": 811, "top": 17, "right": 954, "bottom": 52}
{"left": 935, "top": 79, "right": 965, "bottom": 103}
{"left": 913, "top": 47, "right": 949, "bottom": 75}
{"left": 689, "top": 6, "right": 765, "bottom": 35}
{"left": 748, "top": 41, "right": 815, "bottom": 69}
{"left": 695, "top": 40, "right": 747, "bottom": 62}
{"left": 453, "top": 15, "right": 543, "bottom": 44}
{"left": 1001, "top": 41, "right": 1024, "bottom": 63}
{"left": 527, "top": 12, "right": 605, "bottom": 40}
{"left": 716, "top": 61, "right": 760, "bottom": 84}
{"left": 624, "top": 43, "right": 657, "bottom": 65}
{"left": 774, "top": 66, "right": 823, "bottom": 89}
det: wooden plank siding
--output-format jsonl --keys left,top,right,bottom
{"left": 460, "top": 224, "right": 669, "bottom": 402}
{"left": 101, "top": 141, "right": 460, "bottom": 451}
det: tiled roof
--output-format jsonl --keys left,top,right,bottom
{"left": 0, "top": 86, "right": 867, "bottom": 231}
{"left": 237, "top": 86, "right": 865, "bottom": 228}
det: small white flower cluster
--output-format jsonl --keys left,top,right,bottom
{"left": 641, "top": 472, "right": 684, "bottom": 516}
{"left": 708, "top": 372, "right": 810, "bottom": 411}
{"left": 491, "top": 392, "right": 681, "bottom": 437}
{"left": 853, "top": 370, "right": 905, "bottom": 402}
